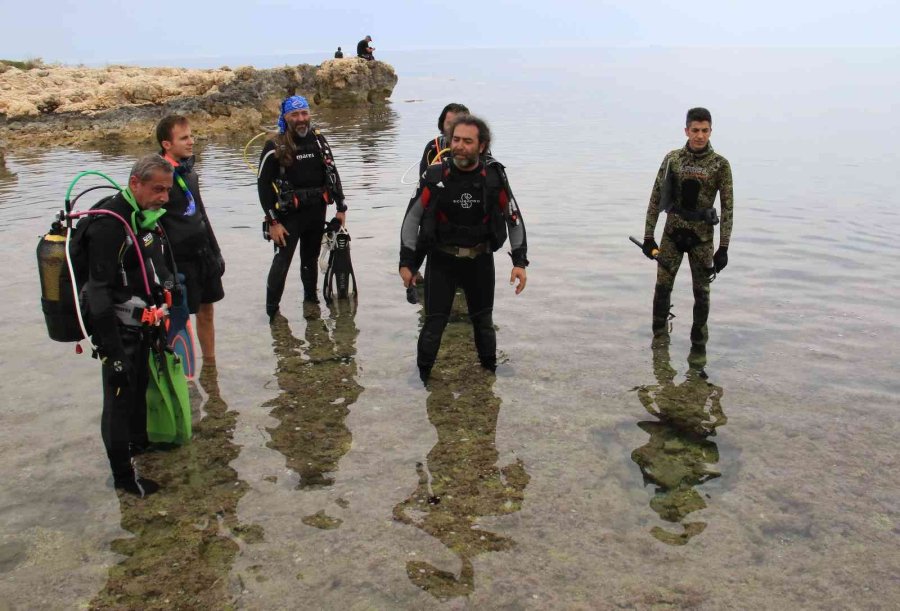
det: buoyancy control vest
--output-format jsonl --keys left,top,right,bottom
{"left": 418, "top": 158, "right": 508, "bottom": 252}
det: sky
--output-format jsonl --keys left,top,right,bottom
{"left": 0, "top": 0, "right": 896, "bottom": 64}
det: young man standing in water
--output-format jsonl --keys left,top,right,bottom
{"left": 257, "top": 95, "right": 346, "bottom": 319}
{"left": 642, "top": 107, "right": 733, "bottom": 358}
{"left": 157, "top": 115, "right": 225, "bottom": 363}
{"left": 399, "top": 115, "right": 528, "bottom": 383}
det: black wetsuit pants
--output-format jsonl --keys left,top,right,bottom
{"left": 266, "top": 207, "right": 326, "bottom": 310}
{"left": 418, "top": 250, "right": 496, "bottom": 369}
{"left": 100, "top": 326, "right": 150, "bottom": 479}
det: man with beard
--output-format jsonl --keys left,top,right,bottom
{"left": 258, "top": 95, "right": 346, "bottom": 319}
{"left": 399, "top": 115, "right": 528, "bottom": 383}
{"left": 156, "top": 115, "right": 225, "bottom": 362}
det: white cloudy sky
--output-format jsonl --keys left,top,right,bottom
{"left": 0, "top": 0, "right": 896, "bottom": 64}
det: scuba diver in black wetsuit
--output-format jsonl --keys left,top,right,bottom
{"left": 405, "top": 103, "right": 470, "bottom": 287}
{"left": 418, "top": 103, "right": 470, "bottom": 183}
{"left": 257, "top": 95, "right": 347, "bottom": 319}
{"left": 399, "top": 115, "right": 528, "bottom": 383}
{"left": 81, "top": 155, "right": 176, "bottom": 497}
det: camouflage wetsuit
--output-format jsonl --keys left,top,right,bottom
{"left": 644, "top": 142, "right": 733, "bottom": 347}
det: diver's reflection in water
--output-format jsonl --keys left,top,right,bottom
{"left": 631, "top": 338, "right": 727, "bottom": 546}
{"left": 92, "top": 363, "right": 257, "bottom": 608}
{"left": 266, "top": 303, "right": 361, "bottom": 492}
{"left": 393, "top": 332, "right": 529, "bottom": 600}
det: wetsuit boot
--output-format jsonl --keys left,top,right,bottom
{"left": 417, "top": 312, "right": 449, "bottom": 384}
{"left": 301, "top": 261, "right": 319, "bottom": 303}
{"left": 471, "top": 309, "right": 497, "bottom": 372}
{"left": 690, "top": 281, "right": 710, "bottom": 352}
{"left": 652, "top": 284, "right": 673, "bottom": 337}
{"left": 265, "top": 286, "right": 281, "bottom": 321}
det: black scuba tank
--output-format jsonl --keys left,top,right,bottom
{"left": 37, "top": 225, "right": 84, "bottom": 342}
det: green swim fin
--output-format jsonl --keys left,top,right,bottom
{"left": 146, "top": 349, "right": 192, "bottom": 445}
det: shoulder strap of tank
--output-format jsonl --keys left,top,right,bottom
{"left": 313, "top": 128, "right": 334, "bottom": 163}
{"left": 483, "top": 157, "right": 505, "bottom": 190}
{"left": 423, "top": 158, "right": 449, "bottom": 187}
{"left": 483, "top": 155, "right": 521, "bottom": 218}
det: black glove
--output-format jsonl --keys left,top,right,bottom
{"left": 642, "top": 238, "right": 659, "bottom": 259}
{"left": 713, "top": 246, "right": 728, "bottom": 272}
{"left": 215, "top": 252, "right": 225, "bottom": 276}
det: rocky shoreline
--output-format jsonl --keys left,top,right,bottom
{"left": 0, "top": 59, "right": 398, "bottom": 148}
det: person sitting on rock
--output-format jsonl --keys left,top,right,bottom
{"left": 334, "top": 47, "right": 343, "bottom": 59}
{"left": 356, "top": 36, "right": 375, "bottom": 60}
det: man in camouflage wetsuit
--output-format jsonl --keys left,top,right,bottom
{"left": 642, "top": 107, "right": 733, "bottom": 352}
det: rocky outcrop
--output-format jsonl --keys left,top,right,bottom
{"left": 313, "top": 59, "right": 398, "bottom": 106}
{"left": 0, "top": 59, "right": 397, "bottom": 146}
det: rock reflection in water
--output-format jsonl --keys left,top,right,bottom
{"left": 393, "top": 324, "right": 529, "bottom": 600}
{"left": 92, "top": 363, "right": 258, "bottom": 609}
{"left": 631, "top": 339, "right": 727, "bottom": 546}
{"left": 265, "top": 303, "right": 361, "bottom": 493}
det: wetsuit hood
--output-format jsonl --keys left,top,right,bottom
{"left": 684, "top": 141, "right": 714, "bottom": 159}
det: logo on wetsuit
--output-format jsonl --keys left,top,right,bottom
{"left": 454, "top": 192, "right": 477, "bottom": 209}
{"left": 296, "top": 153, "right": 317, "bottom": 161}
{"left": 142, "top": 233, "right": 154, "bottom": 248}
{"left": 681, "top": 164, "right": 709, "bottom": 181}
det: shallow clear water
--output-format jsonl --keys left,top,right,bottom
{"left": 1, "top": 48, "right": 898, "bottom": 608}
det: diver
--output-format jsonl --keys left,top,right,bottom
{"left": 641, "top": 107, "right": 734, "bottom": 353}
{"left": 257, "top": 95, "right": 347, "bottom": 319}
{"left": 418, "top": 103, "right": 469, "bottom": 182}
{"left": 399, "top": 115, "right": 528, "bottom": 383}
{"left": 81, "top": 155, "right": 176, "bottom": 497}
{"left": 632, "top": 337, "right": 727, "bottom": 545}
{"left": 156, "top": 115, "right": 225, "bottom": 363}
{"left": 405, "top": 103, "right": 470, "bottom": 286}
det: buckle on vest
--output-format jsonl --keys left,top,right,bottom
{"left": 438, "top": 243, "right": 488, "bottom": 258}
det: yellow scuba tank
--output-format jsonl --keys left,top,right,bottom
{"left": 37, "top": 226, "right": 84, "bottom": 342}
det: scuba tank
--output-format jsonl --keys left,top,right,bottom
{"left": 37, "top": 222, "right": 84, "bottom": 342}
{"left": 37, "top": 170, "right": 129, "bottom": 345}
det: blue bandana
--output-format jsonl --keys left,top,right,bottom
{"left": 278, "top": 95, "right": 310, "bottom": 133}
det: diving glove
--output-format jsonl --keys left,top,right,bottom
{"left": 713, "top": 246, "right": 728, "bottom": 272}
{"left": 642, "top": 238, "right": 659, "bottom": 259}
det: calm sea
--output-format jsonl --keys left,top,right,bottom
{"left": 1, "top": 48, "right": 898, "bottom": 608}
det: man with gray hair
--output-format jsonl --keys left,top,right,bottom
{"left": 81, "top": 154, "right": 174, "bottom": 497}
